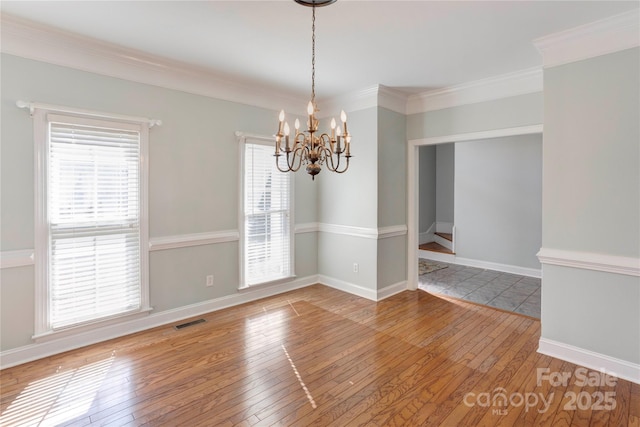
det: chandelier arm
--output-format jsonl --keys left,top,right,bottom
{"left": 275, "top": 157, "right": 293, "bottom": 173}
{"left": 276, "top": 146, "right": 303, "bottom": 173}
{"left": 325, "top": 145, "right": 352, "bottom": 173}
{"left": 294, "top": 132, "right": 307, "bottom": 148}
{"left": 318, "top": 133, "right": 331, "bottom": 148}
{"left": 332, "top": 157, "right": 350, "bottom": 173}
{"left": 331, "top": 153, "right": 351, "bottom": 174}
{"left": 319, "top": 145, "right": 340, "bottom": 172}
{"left": 287, "top": 146, "right": 307, "bottom": 172}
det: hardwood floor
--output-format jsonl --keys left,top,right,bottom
{"left": 419, "top": 242, "right": 454, "bottom": 255}
{"left": 1, "top": 285, "right": 637, "bottom": 426}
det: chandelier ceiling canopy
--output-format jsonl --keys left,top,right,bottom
{"left": 294, "top": 0, "right": 337, "bottom": 6}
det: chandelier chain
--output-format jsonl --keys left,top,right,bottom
{"left": 311, "top": 5, "right": 316, "bottom": 104}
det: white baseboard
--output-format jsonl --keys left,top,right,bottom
{"left": 455, "top": 257, "right": 541, "bottom": 278}
{"left": 417, "top": 251, "right": 541, "bottom": 278}
{"left": 0, "top": 275, "right": 318, "bottom": 369}
{"left": 419, "top": 222, "right": 436, "bottom": 245}
{"left": 318, "top": 275, "right": 407, "bottom": 302}
{"left": 418, "top": 232, "right": 432, "bottom": 245}
{"left": 419, "top": 249, "right": 456, "bottom": 264}
{"left": 377, "top": 281, "right": 408, "bottom": 300}
{"left": 317, "top": 275, "right": 377, "bottom": 301}
{"left": 434, "top": 234, "right": 453, "bottom": 251}
{"left": 538, "top": 337, "right": 640, "bottom": 385}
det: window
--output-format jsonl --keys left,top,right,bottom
{"left": 240, "top": 136, "right": 293, "bottom": 287}
{"left": 34, "top": 109, "right": 150, "bottom": 336}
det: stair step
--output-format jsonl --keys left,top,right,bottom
{"left": 434, "top": 232, "right": 453, "bottom": 242}
{"left": 418, "top": 241, "right": 455, "bottom": 255}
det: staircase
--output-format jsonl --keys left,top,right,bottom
{"left": 419, "top": 232, "right": 454, "bottom": 255}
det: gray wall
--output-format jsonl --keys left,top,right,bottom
{"left": 377, "top": 107, "right": 407, "bottom": 290}
{"left": 407, "top": 92, "right": 543, "bottom": 140}
{"left": 0, "top": 54, "right": 413, "bottom": 357}
{"left": 454, "top": 135, "right": 542, "bottom": 270}
{"left": 411, "top": 92, "right": 543, "bottom": 257}
{"left": 418, "top": 143, "right": 455, "bottom": 236}
{"left": 318, "top": 108, "right": 378, "bottom": 229}
{"left": 317, "top": 107, "right": 379, "bottom": 292}
{"left": 435, "top": 144, "right": 455, "bottom": 225}
{"left": 0, "top": 54, "right": 319, "bottom": 351}
{"left": 317, "top": 106, "right": 409, "bottom": 292}
{"left": 541, "top": 47, "right": 640, "bottom": 364}
{"left": 377, "top": 108, "right": 407, "bottom": 229}
{"left": 418, "top": 146, "right": 436, "bottom": 234}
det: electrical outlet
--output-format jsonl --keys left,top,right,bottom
{"left": 353, "top": 263, "right": 359, "bottom": 273}
{"left": 206, "top": 275, "right": 214, "bottom": 287}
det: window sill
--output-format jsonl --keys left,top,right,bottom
{"left": 238, "top": 275, "right": 297, "bottom": 292}
{"left": 32, "top": 307, "right": 153, "bottom": 343}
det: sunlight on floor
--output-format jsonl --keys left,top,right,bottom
{"left": 281, "top": 345, "right": 316, "bottom": 409}
{"left": 1, "top": 353, "right": 114, "bottom": 426}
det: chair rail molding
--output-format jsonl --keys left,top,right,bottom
{"left": 0, "top": 249, "right": 35, "bottom": 269}
{"left": 148, "top": 230, "right": 239, "bottom": 252}
{"left": 317, "top": 223, "right": 407, "bottom": 240}
{"left": 537, "top": 248, "right": 640, "bottom": 277}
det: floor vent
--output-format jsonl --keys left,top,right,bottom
{"left": 174, "top": 318, "right": 206, "bottom": 330}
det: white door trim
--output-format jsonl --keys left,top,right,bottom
{"left": 406, "top": 124, "right": 543, "bottom": 290}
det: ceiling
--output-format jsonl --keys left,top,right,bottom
{"left": 1, "top": 1, "right": 638, "bottom": 101}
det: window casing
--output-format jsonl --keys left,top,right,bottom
{"left": 240, "top": 136, "right": 294, "bottom": 287}
{"left": 34, "top": 109, "right": 150, "bottom": 337}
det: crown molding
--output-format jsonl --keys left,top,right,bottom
{"left": 9, "top": 9, "right": 633, "bottom": 119}
{"left": 533, "top": 9, "right": 640, "bottom": 68}
{"left": 406, "top": 67, "right": 542, "bottom": 115}
{"left": 318, "top": 85, "right": 379, "bottom": 117}
{"left": 0, "top": 13, "right": 304, "bottom": 114}
{"left": 378, "top": 85, "right": 410, "bottom": 115}
{"left": 318, "top": 84, "right": 409, "bottom": 117}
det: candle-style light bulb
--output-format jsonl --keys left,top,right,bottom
{"left": 307, "top": 101, "right": 314, "bottom": 131}
{"left": 284, "top": 122, "right": 290, "bottom": 151}
{"left": 341, "top": 110, "right": 348, "bottom": 136}
{"left": 277, "top": 110, "right": 285, "bottom": 134}
{"left": 295, "top": 118, "right": 300, "bottom": 132}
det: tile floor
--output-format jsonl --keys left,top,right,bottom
{"left": 418, "top": 260, "right": 541, "bottom": 318}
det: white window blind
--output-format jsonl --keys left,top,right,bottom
{"left": 46, "top": 115, "right": 143, "bottom": 329}
{"left": 243, "top": 142, "right": 292, "bottom": 286}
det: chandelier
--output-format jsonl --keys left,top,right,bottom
{"left": 274, "top": 0, "right": 351, "bottom": 180}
